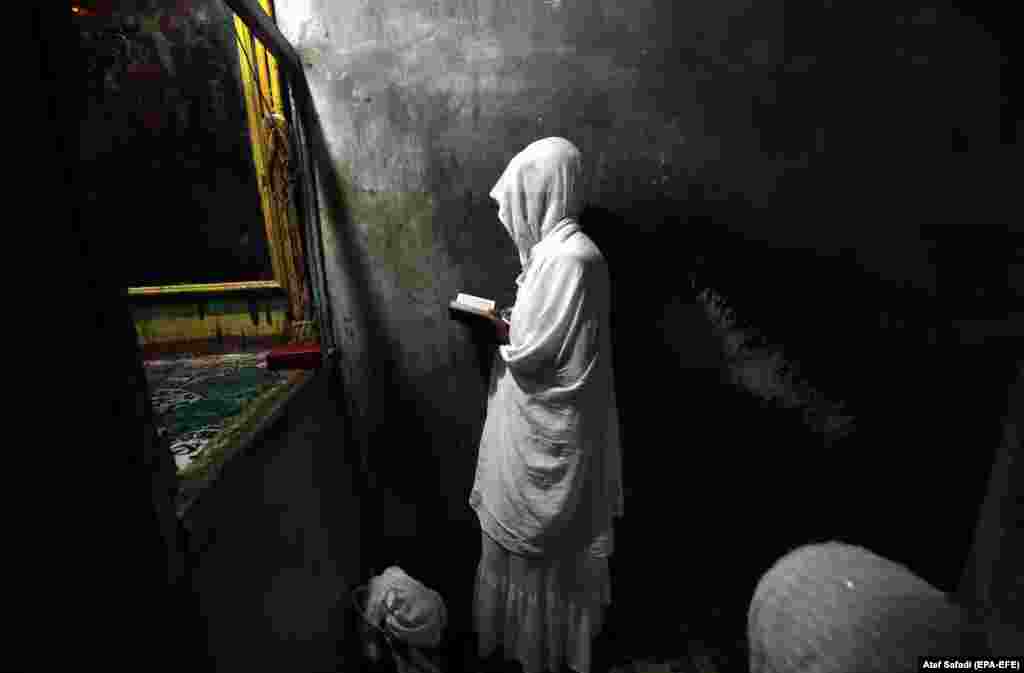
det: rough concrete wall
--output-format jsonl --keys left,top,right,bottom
{"left": 272, "top": 0, "right": 1008, "bottom": 545}
{"left": 959, "top": 363, "right": 1024, "bottom": 652}
{"left": 273, "top": 0, "right": 790, "bottom": 526}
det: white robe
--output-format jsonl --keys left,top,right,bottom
{"left": 470, "top": 138, "right": 623, "bottom": 559}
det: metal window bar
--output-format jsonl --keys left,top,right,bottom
{"left": 222, "top": 0, "right": 337, "bottom": 364}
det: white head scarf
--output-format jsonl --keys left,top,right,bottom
{"left": 490, "top": 137, "right": 585, "bottom": 273}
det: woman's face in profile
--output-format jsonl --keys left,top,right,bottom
{"left": 491, "top": 197, "right": 507, "bottom": 230}
{"left": 492, "top": 196, "right": 529, "bottom": 267}
{"left": 492, "top": 197, "right": 516, "bottom": 244}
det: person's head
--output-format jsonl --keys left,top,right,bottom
{"left": 748, "top": 542, "right": 987, "bottom": 673}
{"left": 490, "top": 137, "right": 584, "bottom": 269}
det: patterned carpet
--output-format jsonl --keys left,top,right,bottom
{"left": 143, "top": 350, "right": 295, "bottom": 473}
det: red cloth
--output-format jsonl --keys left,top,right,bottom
{"left": 267, "top": 342, "right": 321, "bottom": 370}
{"left": 142, "top": 110, "right": 166, "bottom": 132}
{"left": 126, "top": 63, "right": 164, "bottom": 80}
{"left": 160, "top": 14, "right": 177, "bottom": 34}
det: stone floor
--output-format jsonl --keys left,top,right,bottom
{"left": 434, "top": 623, "right": 748, "bottom": 673}
{"left": 183, "top": 368, "right": 757, "bottom": 673}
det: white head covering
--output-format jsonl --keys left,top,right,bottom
{"left": 490, "top": 137, "right": 585, "bottom": 273}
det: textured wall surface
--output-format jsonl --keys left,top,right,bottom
{"left": 275, "top": 0, "right": 791, "bottom": 518}
{"left": 959, "top": 363, "right": 1024, "bottom": 652}
{"left": 273, "top": 0, "right": 1013, "bottom": 590}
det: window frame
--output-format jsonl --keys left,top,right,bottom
{"left": 125, "top": 0, "right": 293, "bottom": 299}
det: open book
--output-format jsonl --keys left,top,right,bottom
{"left": 449, "top": 292, "right": 497, "bottom": 319}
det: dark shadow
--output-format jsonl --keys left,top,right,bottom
{"left": 579, "top": 193, "right": 1014, "bottom": 661}
{"left": 66, "top": 9, "right": 214, "bottom": 669}
{"left": 185, "top": 369, "right": 364, "bottom": 672}
{"left": 293, "top": 68, "right": 480, "bottom": 666}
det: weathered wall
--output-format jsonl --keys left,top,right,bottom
{"left": 275, "top": 0, "right": 791, "bottom": 524}
{"left": 959, "top": 363, "right": 1024, "bottom": 652}
{"left": 273, "top": 0, "right": 1013, "bottom": 609}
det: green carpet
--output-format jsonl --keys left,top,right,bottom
{"left": 144, "top": 351, "right": 291, "bottom": 473}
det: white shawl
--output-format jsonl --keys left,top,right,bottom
{"left": 470, "top": 138, "right": 624, "bottom": 559}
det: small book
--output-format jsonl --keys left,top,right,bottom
{"left": 449, "top": 292, "right": 497, "bottom": 318}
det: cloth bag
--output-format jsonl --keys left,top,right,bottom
{"left": 354, "top": 567, "right": 447, "bottom": 673}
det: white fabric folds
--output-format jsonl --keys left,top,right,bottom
{"left": 474, "top": 531, "right": 611, "bottom": 673}
{"left": 471, "top": 137, "right": 623, "bottom": 560}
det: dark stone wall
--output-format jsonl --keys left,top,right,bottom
{"left": 275, "top": 0, "right": 1015, "bottom": 622}
{"left": 66, "top": 0, "right": 1020, "bottom": 657}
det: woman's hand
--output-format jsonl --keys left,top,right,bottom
{"left": 496, "top": 318, "right": 510, "bottom": 344}
{"left": 488, "top": 309, "right": 511, "bottom": 344}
